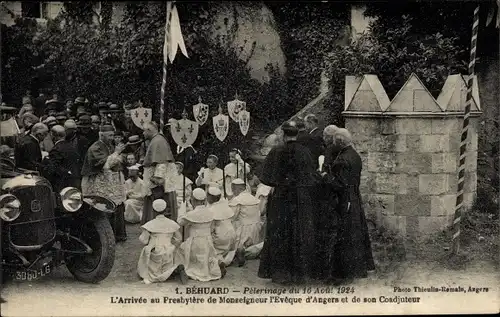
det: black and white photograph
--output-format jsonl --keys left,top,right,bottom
{"left": 0, "top": 1, "right": 498, "bottom": 316}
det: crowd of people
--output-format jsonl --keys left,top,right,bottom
{"left": 0, "top": 91, "right": 375, "bottom": 286}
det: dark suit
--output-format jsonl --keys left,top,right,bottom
{"left": 44, "top": 140, "right": 81, "bottom": 191}
{"left": 15, "top": 134, "right": 43, "bottom": 172}
{"left": 297, "top": 127, "right": 324, "bottom": 169}
{"left": 67, "top": 133, "right": 90, "bottom": 174}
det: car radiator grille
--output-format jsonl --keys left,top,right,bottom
{"left": 9, "top": 185, "right": 56, "bottom": 247}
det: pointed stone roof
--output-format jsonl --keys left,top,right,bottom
{"left": 386, "top": 73, "right": 444, "bottom": 112}
{"left": 345, "top": 75, "right": 390, "bottom": 112}
{"left": 437, "top": 74, "right": 481, "bottom": 112}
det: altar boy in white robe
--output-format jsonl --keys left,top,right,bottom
{"left": 229, "top": 179, "right": 264, "bottom": 266}
{"left": 255, "top": 183, "right": 272, "bottom": 241}
{"left": 195, "top": 154, "right": 223, "bottom": 191}
{"left": 206, "top": 187, "right": 236, "bottom": 269}
{"left": 223, "top": 149, "right": 251, "bottom": 198}
{"left": 137, "top": 199, "right": 188, "bottom": 284}
{"left": 124, "top": 164, "right": 144, "bottom": 223}
{"left": 175, "top": 188, "right": 222, "bottom": 281}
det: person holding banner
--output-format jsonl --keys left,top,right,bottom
{"left": 141, "top": 121, "right": 177, "bottom": 225}
{"left": 195, "top": 154, "right": 224, "bottom": 190}
{"left": 223, "top": 149, "right": 251, "bottom": 198}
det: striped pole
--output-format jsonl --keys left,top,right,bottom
{"left": 160, "top": 2, "right": 173, "bottom": 134}
{"left": 452, "top": 5, "right": 480, "bottom": 255}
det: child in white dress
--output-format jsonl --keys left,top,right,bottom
{"left": 207, "top": 187, "right": 236, "bottom": 269}
{"left": 175, "top": 188, "right": 222, "bottom": 282}
{"left": 229, "top": 179, "right": 263, "bottom": 266}
{"left": 137, "top": 199, "right": 187, "bottom": 284}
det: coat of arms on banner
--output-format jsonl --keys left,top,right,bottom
{"left": 227, "top": 97, "right": 246, "bottom": 123}
{"left": 170, "top": 114, "right": 199, "bottom": 148}
{"left": 238, "top": 109, "right": 250, "bottom": 136}
{"left": 131, "top": 107, "right": 152, "bottom": 130}
{"left": 213, "top": 106, "right": 229, "bottom": 142}
{"left": 192, "top": 97, "right": 209, "bottom": 126}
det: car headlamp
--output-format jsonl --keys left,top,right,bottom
{"left": 0, "top": 194, "right": 21, "bottom": 222}
{"left": 60, "top": 187, "right": 83, "bottom": 212}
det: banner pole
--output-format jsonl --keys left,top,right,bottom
{"left": 451, "top": 4, "right": 480, "bottom": 255}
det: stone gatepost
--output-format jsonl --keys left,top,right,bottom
{"left": 343, "top": 73, "right": 481, "bottom": 240}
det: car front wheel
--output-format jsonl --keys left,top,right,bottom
{"left": 64, "top": 216, "right": 116, "bottom": 283}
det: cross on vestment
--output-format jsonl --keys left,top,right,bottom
{"left": 176, "top": 123, "right": 181, "bottom": 132}
{"left": 188, "top": 124, "right": 194, "bottom": 134}
{"left": 135, "top": 110, "right": 139, "bottom": 118}
{"left": 144, "top": 110, "right": 148, "bottom": 117}
{"left": 181, "top": 134, "right": 187, "bottom": 144}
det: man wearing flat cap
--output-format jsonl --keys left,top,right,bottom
{"left": 81, "top": 124, "right": 127, "bottom": 242}
{"left": 258, "top": 120, "right": 318, "bottom": 285}
{"left": 77, "top": 114, "right": 97, "bottom": 145}
{"left": 65, "top": 119, "right": 91, "bottom": 171}
{"left": 40, "top": 116, "right": 58, "bottom": 152}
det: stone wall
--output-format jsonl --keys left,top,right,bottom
{"left": 343, "top": 73, "right": 481, "bottom": 240}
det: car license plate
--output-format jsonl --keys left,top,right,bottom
{"left": 12, "top": 262, "right": 52, "bottom": 281}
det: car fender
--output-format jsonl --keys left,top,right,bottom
{"left": 79, "top": 195, "right": 116, "bottom": 221}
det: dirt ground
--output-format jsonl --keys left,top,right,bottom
{"left": 1, "top": 223, "right": 498, "bottom": 316}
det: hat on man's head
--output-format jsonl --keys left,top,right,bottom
{"left": 152, "top": 199, "right": 167, "bottom": 212}
{"left": 126, "top": 135, "right": 142, "bottom": 146}
{"left": 282, "top": 120, "right": 299, "bottom": 137}
{"left": 43, "top": 116, "right": 57, "bottom": 126}
{"left": 99, "top": 124, "right": 114, "bottom": 133}
{"left": 192, "top": 188, "right": 207, "bottom": 201}
{"left": 64, "top": 119, "right": 77, "bottom": 130}
{"left": 108, "top": 104, "right": 123, "bottom": 113}
{"left": 77, "top": 114, "right": 92, "bottom": 127}
{"left": 74, "top": 97, "right": 86, "bottom": 104}
{"left": 98, "top": 102, "right": 107, "bottom": 110}
{"left": 91, "top": 115, "right": 101, "bottom": 123}
{"left": 207, "top": 187, "right": 222, "bottom": 197}
{"left": 45, "top": 98, "right": 61, "bottom": 106}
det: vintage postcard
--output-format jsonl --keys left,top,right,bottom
{"left": 0, "top": 1, "right": 498, "bottom": 316}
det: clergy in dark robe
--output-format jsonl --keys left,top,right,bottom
{"left": 81, "top": 125, "right": 127, "bottom": 242}
{"left": 312, "top": 124, "right": 341, "bottom": 279}
{"left": 257, "top": 120, "right": 318, "bottom": 284}
{"left": 303, "top": 114, "right": 325, "bottom": 170}
{"left": 141, "top": 121, "right": 177, "bottom": 225}
{"left": 43, "top": 125, "right": 81, "bottom": 192}
{"left": 15, "top": 123, "right": 48, "bottom": 172}
{"left": 321, "top": 128, "right": 375, "bottom": 284}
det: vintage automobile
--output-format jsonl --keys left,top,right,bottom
{"left": 0, "top": 157, "right": 116, "bottom": 283}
